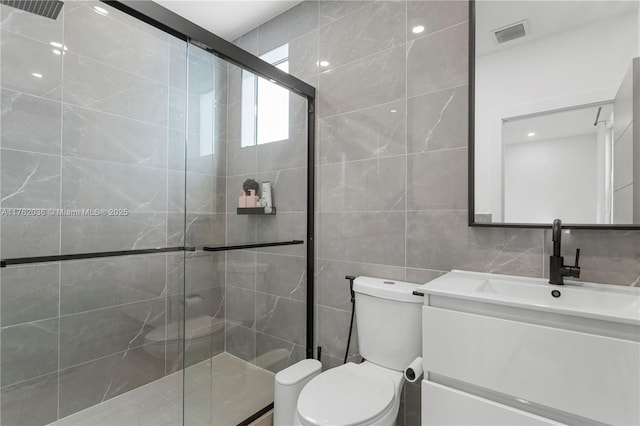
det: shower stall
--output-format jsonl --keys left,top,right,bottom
{"left": 0, "top": 1, "right": 315, "bottom": 425}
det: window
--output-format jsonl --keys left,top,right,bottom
{"left": 241, "top": 44, "right": 289, "bottom": 147}
{"left": 199, "top": 90, "right": 214, "bottom": 156}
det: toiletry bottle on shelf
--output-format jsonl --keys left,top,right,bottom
{"left": 262, "top": 181, "right": 273, "bottom": 214}
{"left": 239, "top": 191, "right": 247, "bottom": 208}
{"left": 247, "top": 189, "right": 258, "bottom": 208}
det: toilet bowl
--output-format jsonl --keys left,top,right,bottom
{"left": 295, "top": 361, "right": 404, "bottom": 426}
{"left": 275, "top": 276, "right": 423, "bottom": 426}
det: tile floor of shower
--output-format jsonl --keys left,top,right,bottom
{"left": 48, "top": 353, "right": 274, "bottom": 426}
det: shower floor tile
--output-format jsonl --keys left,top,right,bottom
{"left": 48, "top": 352, "right": 275, "bottom": 426}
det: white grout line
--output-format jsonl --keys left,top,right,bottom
{"left": 0, "top": 146, "right": 182, "bottom": 174}
{"left": 224, "top": 46, "right": 230, "bottom": 357}
{"left": 316, "top": 0, "right": 371, "bottom": 32}
{"left": 317, "top": 209, "right": 466, "bottom": 214}
{"left": 406, "top": 81, "right": 469, "bottom": 101}
{"left": 0, "top": 20, "right": 3, "bottom": 418}
{"left": 57, "top": 8, "right": 65, "bottom": 418}
{"left": 319, "top": 77, "right": 468, "bottom": 125}
{"left": 164, "top": 34, "right": 172, "bottom": 378}
{"left": 412, "top": 19, "right": 469, "bottom": 43}
{"left": 404, "top": 0, "right": 409, "bottom": 289}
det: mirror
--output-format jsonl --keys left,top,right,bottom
{"left": 471, "top": 0, "right": 640, "bottom": 228}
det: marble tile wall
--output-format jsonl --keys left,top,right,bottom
{"left": 0, "top": 0, "right": 306, "bottom": 423}
{"left": 1, "top": 1, "right": 637, "bottom": 425}
{"left": 223, "top": 56, "right": 309, "bottom": 376}
{"left": 238, "top": 1, "right": 640, "bottom": 424}
{"left": 181, "top": 42, "right": 230, "bottom": 426}
{"left": 182, "top": 42, "right": 228, "bottom": 371}
{"left": 0, "top": 1, "right": 224, "bottom": 424}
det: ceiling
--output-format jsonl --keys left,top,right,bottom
{"left": 503, "top": 104, "right": 613, "bottom": 146}
{"left": 476, "top": 1, "right": 639, "bottom": 56}
{"left": 153, "top": 0, "right": 301, "bottom": 41}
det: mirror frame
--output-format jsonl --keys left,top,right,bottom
{"left": 468, "top": 0, "right": 640, "bottom": 230}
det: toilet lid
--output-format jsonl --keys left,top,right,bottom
{"left": 297, "top": 363, "right": 395, "bottom": 426}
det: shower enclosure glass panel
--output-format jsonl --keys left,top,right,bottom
{"left": 182, "top": 42, "right": 226, "bottom": 426}
{"left": 183, "top": 46, "right": 310, "bottom": 425}
{"left": 0, "top": 1, "right": 186, "bottom": 425}
{"left": 0, "top": 1, "right": 311, "bottom": 425}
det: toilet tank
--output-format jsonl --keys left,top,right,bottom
{"left": 353, "top": 277, "right": 423, "bottom": 371}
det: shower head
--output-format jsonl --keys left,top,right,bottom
{"left": 0, "top": 0, "right": 64, "bottom": 20}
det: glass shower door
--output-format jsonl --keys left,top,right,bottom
{"left": 183, "top": 39, "right": 311, "bottom": 425}
{"left": 223, "top": 64, "right": 310, "bottom": 424}
{"left": 0, "top": 1, "right": 187, "bottom": 425}
{"left": 181, "top": 41, "right": 226, "bottom": 426}
{"left": 0, "top": 2, "right": 312, "bottom": 425}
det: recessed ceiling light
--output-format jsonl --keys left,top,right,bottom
{"left": 390, "top": 109, "right": 397, "bottom": 113}
{"left": 31, "top": 73, "right": 43, "bottom": 78}
{"left": 412, "top": 25, "right": 425, "bottom": 34}
{"left": 52, "top": 49, "right": 62, "bottom": 55}
{"left": 527, "top": 132, "right": 535, "bottom": 137}
{"left": 50, "top": 41, "right": 63, "bottom": 48}
{"left": 319, "top": 60, "right": 329, "bottom": 67}
{"left": 93, "top": 6, "right": 109, "bottom": 15}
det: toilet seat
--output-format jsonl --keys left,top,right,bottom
{"left": 296, "top": 363, "right": 396, "bottom": 426}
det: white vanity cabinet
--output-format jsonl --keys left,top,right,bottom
{"left": 421, "top": 381, "right": 562, "bottom": 426}
{"left": 416, "top": 271, "right": 640, "bottom": 426}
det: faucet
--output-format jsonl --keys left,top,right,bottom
{"left": 549, "top": 219, "right": 581, "bottom": 285}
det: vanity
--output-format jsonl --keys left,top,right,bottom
{"left": 416, "top": 271, "right": 640, "bottom": 426}
{"left": 420, "top": 0, "right": 640, "bottom": 423}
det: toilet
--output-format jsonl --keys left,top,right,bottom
{"left": 275, "top": 276, "right": 423, "bottom": 426}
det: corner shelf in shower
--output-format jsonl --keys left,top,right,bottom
{"left": 236, "top": 207, "right": 276, "bottom": 215}
{"left": 201, "top": 239, "right": 303, "bottom": 252}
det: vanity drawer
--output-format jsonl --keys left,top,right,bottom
{"left": 422, "top": 380, "right": 562, "bottom": 426}
{"left": 423, "top": 306, "right": 640, "bottom": 425}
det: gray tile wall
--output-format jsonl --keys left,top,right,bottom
{"left": 1, "top": 0, "right": 308, "bottom": 423}
{"left": 1, "top": 1, "right": 637, "bottom": 425}
{"left": 182, "top": 43, "right": 228, "bottom": 373}
{"left": 238, "top": 1, "right": 640, "bottom": 424}
{"left": 223, "top": 57, "right": 309, "bottom": 375}
{"left": 0, "top": 1, "right": 209, "bottom": 424}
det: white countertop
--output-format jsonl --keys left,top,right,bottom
{"left": 417, "top": 270, "right": 640, "bottom": 325}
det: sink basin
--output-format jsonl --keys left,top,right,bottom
{"left": 419, "top": 270, "right": 640, "bottom": 325}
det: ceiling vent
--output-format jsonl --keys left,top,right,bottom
{"left": 0, "top": 0, "right": 63, "bottom": 20}
{"left": 493, "top": 20, "right": 529, "bottom": 44}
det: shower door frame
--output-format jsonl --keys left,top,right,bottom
{"left": 103, "top": 0, "right": 317, "bottom": 360}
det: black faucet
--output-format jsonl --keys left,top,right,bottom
{"left": 549, "top": 219, "right": 581, "bottom": 285}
